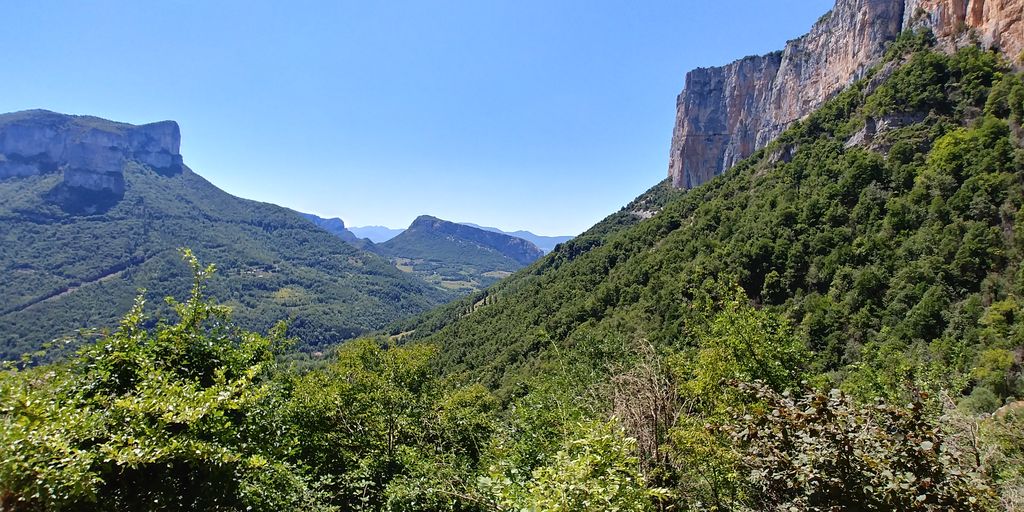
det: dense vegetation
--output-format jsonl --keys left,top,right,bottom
{"left": 2, "top": 256, "right": 1015, "bottom": 510}
{"left": 388, "top": 37, "right": 1024, "bottom": 505}
{"left": 4, "top": 37, "right": 1024, "bottom": 510}
{"left": 401, "top": 35, "right": 1024, "bottom": 403}
{"left": 0, "top": 162, "right": 449, "bottom": 360}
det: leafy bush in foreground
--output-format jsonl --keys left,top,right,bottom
{"left": 0, "top": 250, "right": 323, "bottom": 510}
{"left": 729, "top": 382, "right": 994, "bottom": 511}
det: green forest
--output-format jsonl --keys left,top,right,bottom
{"left": 0, "top": 160, "right": 449, "bottom": 361}
{"left": 4, "top": 36, "right": 1024, "bottom": 510}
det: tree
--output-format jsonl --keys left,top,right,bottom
{"left": 481, "top": 421, "right": 666, "bottom": 512}
{"left": 0, "top": 249, "right": 319, "bottom": 511}
{"left": 286, "top": 338, "right": 499, "bottom": 511}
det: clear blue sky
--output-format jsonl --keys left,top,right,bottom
{"left": 2, "top": 0, "right": 832, "bottom": 236}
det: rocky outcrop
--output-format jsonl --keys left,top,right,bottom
{"left": 300, "top": 212, "right": 367, "bottom": 245}
{"left": 845, "top": 111, "right": 928, "bottom": 150}
{"left": 905, "top": 0, "right": 1024, "bottom": 58}
{"left": 0, "top": 110, "right": 183, "bottom": 194}
{"left": 668, "top": 0, "right": 1024, "bottom": 189}
{"left": 668, "top": 53, "right": 783, "bottom": 189}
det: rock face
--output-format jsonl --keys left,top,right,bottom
{"left": 300, "top": 212, "right": 366, "bottom": 245}
{"left": 668, "top": 0, "right": 1024, "bottom": 189}
{"left": 0, "top": 110, "right": 183, "bottom": 195}
{"left": 905, "top": 0, "right": 1024, "bottom": 57}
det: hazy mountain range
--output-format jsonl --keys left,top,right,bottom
{"left": 459, "top": 223, "right": 572, "bottom": 253}
{"left": 348, "top": 225, "right": 404, "bottom": 243}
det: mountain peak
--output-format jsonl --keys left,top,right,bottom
{"left": 409, "top": 215, "right": 444, "bottom": 229}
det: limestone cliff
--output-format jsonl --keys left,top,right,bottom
{"left": 668, "top": 0, "right": 1023, "bottom": 189}
{"left": 905, "top": 0, "right": 1023, "bottom": 57}
{"left": 300, "top": 212, "right": 367, "bottom": 245}
{"left": 0, "top": 110, "right": 183, "bottom": 195}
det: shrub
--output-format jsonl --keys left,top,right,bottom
{"left": 727, "top": 382, "right": 995, "bottom": 511}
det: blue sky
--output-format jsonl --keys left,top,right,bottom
{"left": 2, "top": 0, "right": 832, "bottom": 235}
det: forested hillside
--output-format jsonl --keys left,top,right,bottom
{"left": 401, "top": 36, "right": 1024, "bottom": 403}
{"left": 0, "top": 132, "right": 448, "bottom": 359}
{"left": 383, "top": 37, "right": 1024, "bottom": 506}
{"left": 3, "top": 37, "right": 1024, "bottom": 511}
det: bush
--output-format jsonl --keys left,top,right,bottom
{"left": 728, "top": 382, "right": 995, "bottom": 511}
{"left": 481, "top": 421, "right": 666, "bottom": 512}
{"left": 0, "top": 250, "right": 318, "bottom": 511}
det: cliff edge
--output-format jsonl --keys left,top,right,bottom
{"left": 668, "top": 0, "right": 1023, "bottom": 189}
{"left": 0, "top": 109, "right": 183, "bottom": 195}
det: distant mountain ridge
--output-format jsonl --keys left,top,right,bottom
{"left": 459, "top": 223, "right": 573, "bottom": 253}
{"left": 299, "top": 213, "right": 363, "bottom": 244}
{"left": 349, "top": 224, "right": 571, "bottom": 250}
{"left": 303, "top": 214, "right": 551, "bottom": 292}
{"left": 373, "top": 215, "right": 544, "bottom": 292}
{"left": 349, "top": 225, "right": 404, "bottom": 243}
{"left": 385, "top": 216, "right": 544, "bottom": 266}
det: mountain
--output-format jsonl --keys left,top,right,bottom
{"left": 349, "top": 223, "right": 570, "bottom": 252}
{"left": 0, "top": 110, "right": 449, "bottom": 360}
{"left": 668, "top": 0, "right": 1023, "bottom": 189}
{"left": 393, "top": 8, "right": 1024, "bottom": 432}
{"left": 459, "top": 223, "right": 573, "bottom": 253}
{"left": 7, "top": 5, "right": 1024, "bottom": 511}
{"left": 299, "top": 213, "right": 362, "bottom": 244}
{"left": 379, "top": 40, "right": 1024, "bottom": 505}
{"left": 349, "top": 225, "right": 404, "bottom": 243}
{"left": 299, "top": 213, "right": 379, "bottom": 251}
{"left": 374, "top": 215, "right": 544, "bottom": 292}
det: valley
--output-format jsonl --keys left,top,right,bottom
{"left": 371, "top": 215, "right": 545, "bottom": 292}
{"left": 2, "top": 0, "right": 1024, "bottom": 510}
